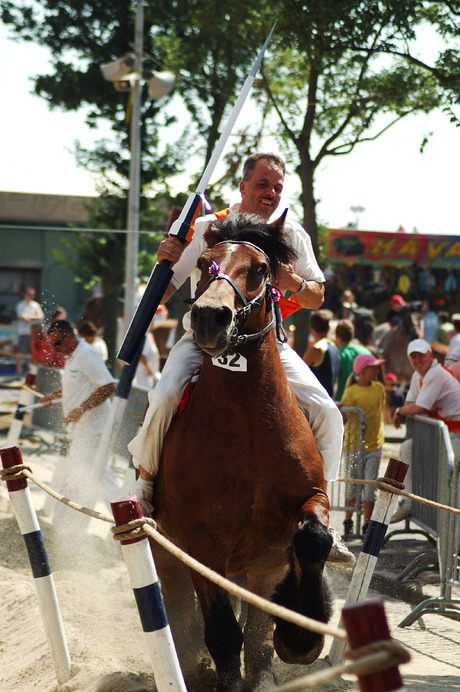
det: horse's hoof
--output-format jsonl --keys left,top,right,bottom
{"left": 273, "top": 630, "right": 325, "bottom": 665}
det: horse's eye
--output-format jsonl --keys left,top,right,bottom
{"left": 256, "top": 265, "right": 268, "bottom": 277}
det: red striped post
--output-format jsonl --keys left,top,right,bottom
{"left": 0, "top": 445, "right": 71, "bottom": 684}
{"left": 111, "top": 497, "right": 186, "bottom": 691}
{"left": 342, "top": 599, "right": 407, "bottom": 692}
{"left": 329, "top": 458, "right": 408, "bottom": 666}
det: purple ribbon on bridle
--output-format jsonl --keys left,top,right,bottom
{"left": 209, "top": 261, "right": 221, "bottom": 277}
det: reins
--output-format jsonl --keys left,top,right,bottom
{"left": 192, "top": 240, "right": 287, "bottom": 351}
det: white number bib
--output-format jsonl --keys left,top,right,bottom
{"left": 212, "top": 352, "right": 248, "bottom": 372}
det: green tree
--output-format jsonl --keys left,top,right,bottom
{"left": 256, "top": 0, "right": 460, "bottom": 351}
{"left": 2, "top": 0, "right": 459, "bottom": 360}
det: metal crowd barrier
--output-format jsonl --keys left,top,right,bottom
{"left": 398, "top": 415, "right": 460, "bottom": 626}
{"left": 327, "top": 406, "right": 366, "bottom": 536}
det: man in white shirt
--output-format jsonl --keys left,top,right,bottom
{"left": 15, "top": 287, "right": 44, "bottom": 353}
{"left": 41, "top": 320, "right": 117, "bottom": 531}
{"left": 392, "top": 338, "right": 460, "bottom": 521}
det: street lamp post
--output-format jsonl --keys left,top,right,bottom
{"left": 124, "top": 0, "right": 144, "bottom": 327}
{"left": 100, "top": 1, "right": 174, "bottom": 329}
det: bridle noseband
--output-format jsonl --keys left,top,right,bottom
{"left": 192, "top": 240, "right": 286, "bottom": 351}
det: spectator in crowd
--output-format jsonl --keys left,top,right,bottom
{"left": 77, "top": 320, "right": 109, "bottom": 363}
{"left": 420, "top": 302, "right": 438, "bottom": 343}
{"left": 383, "top": 372, "right": 405, "bottom": 424}
{"left": 386, "top": 294, "right": 406, "bottom": 327}
{"left": 392, "top": 338, "right": 460, "bottom": 521}
{"left": 30, "top": 323, "right": 66, "bottom": 369}
{"left": 444, "top": 315, "right": 460, "bottom": 368}
{"left": 303, "top": 309, "right": 340, "bottom": 397}
{"left": 340, "top": 353, "right": 386, "bottom": 536}
{"left": 48, "top": 306, "right": 68, "bottom": 324}
{"left": 431, "top": 310, "right": 454, "bottom": 347}
{"left": 15, "top": 287, "right": 44, "bottom": 355}
{"left": 337, "top": 289, "right": 357, "bottom": 319}
{"left": 334, "top": 319, "right": 372, "bottom": 402}
{"left": 41, "top": 320, "right": 117, "bottom": 531}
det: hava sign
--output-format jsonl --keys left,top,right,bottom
{"left": 327, "top": 229, "right": 460, "bottom": 268}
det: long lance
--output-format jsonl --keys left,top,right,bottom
{"left": 117, "top": 24, "right": 276, "bottom": 365}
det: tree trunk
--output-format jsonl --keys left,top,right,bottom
{"left": 293, "top": 157, "right": 320, "bottom": 356}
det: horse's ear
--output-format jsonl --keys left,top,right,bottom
{"left": 270, "top": 208, "right": 288, "bottom": 231}
{"left": 204, "top": 221, "right": 220, "bottom": 248}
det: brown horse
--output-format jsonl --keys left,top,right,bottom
{"left": 153, "top": 212, "right": 333, "bottom": 691}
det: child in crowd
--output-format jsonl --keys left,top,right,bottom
{"left": 383, "top": 372, "right": 405, "bottom": 424}
{"left": 340, "top": 353, "right": 386, "bottom": 536}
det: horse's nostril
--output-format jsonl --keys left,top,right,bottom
{"left": 214, "top": 306, "right": 232, "bottom": 331}
{"left": 191, "top": 304, "right": 233, "bottom": 334}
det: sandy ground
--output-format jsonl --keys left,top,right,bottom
{"left": 0, "top": 418, "right": 353, "bottom": 692}
{"left": 1, "top": 389, "right": 459, "bottom": 691}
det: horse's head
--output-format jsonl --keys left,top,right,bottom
{"left": 190, "top": 211, "right": 296, "bottom": 357}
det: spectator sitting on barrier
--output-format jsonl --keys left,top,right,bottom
{"left": 41, "top": 320, "right": 118, "bottom": 533}
{"left": 383, "top": 372, "right": 405, "bottom": 424}
{"left": 30, "top": 323, "right": 66, "bottom": 370}
{"left": 339, "top": 353, "right": 386, "bottom": 537}
{"left": 334, "top": 319, "right": 372, "bottom": 402}
{"left": 392, "top": 338, "right": 460, "bottom": 522}
{"left": 77, "top": 320, "right": 109, "bottom": 363}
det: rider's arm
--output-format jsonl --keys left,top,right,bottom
{"left": 275, "top": 264, "right": 325, "bottom": 309}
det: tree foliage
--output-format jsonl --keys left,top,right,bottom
{"left": 2, "top": 0, "right": 459, "bottom": 357}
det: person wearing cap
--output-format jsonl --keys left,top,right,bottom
{"left": 383, "top": 372, "right": 404, "bottom": 424}
{"left": 391, "top": 338, "right": 460, "bottom": 522}
{"left": 340, "top": 353, "right": 386, "bottom": 536}
{"left": 386, "top": 294, "right": 406, "bottom": 328}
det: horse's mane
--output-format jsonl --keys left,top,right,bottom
{"left": 205, "top": 211, "right": 298, "bottom": 275}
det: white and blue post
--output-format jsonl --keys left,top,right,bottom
{"left": 329, "top": 457, "right": 408, "bottom": 667}
{"left": 111, "top": 497, "right": 186, "bottom": 691}
{"left": 0, "top": 445, "right": 71, "bottom": 684}
{"left": 6, "top": 372, "right": 37, "bottom": 446}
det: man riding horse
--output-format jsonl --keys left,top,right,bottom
{"left": 129, "top": 152, "right": 352, "bottom": 564}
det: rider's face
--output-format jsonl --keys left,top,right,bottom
{"left": 239, "top": 161, "right": 284, "bottom": 221}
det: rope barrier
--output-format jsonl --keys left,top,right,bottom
{"left": 338, "top": 475, "right": 460, "bottom": 516}
{"left": 0, "top": 452, "right": 416, "bottom": 691}
{"left": 272, "top": 639, "right": 410, "bottom": 691}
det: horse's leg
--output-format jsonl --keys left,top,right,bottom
{"left": 243, "top": 570, "right": 285, "bottom": 690}
{"left": 191, "top": 571, "right": 244, "bottom": 692}
{"left": 272, "top": 513, "right": 333, "bottom": 664}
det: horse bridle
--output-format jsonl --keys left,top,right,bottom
{"left": 193, "top": 240, "right": 286, "bottom": 350}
